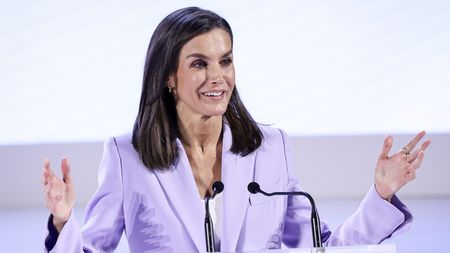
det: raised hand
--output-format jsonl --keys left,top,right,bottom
{"left": 42, "top": 158, "right": 76, "bottom": 232}
{"left": 374, "top": 131, "right": 431, "bottom": 201}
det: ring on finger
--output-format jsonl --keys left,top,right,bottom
{"left": 402, "top": 146, "right": 411, "bottom": 156}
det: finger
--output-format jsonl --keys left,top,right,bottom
{"left": 43, "top": 158, "right": 52, "bottom": 185}
{"left": 42, "top": 163, "right": 48, "bottom": 185}
{"left": 404, "top": 131, "right": 426, "bottom": 153}
{"left": 45, "top": 159, "right": 57, "bottom": 178}
{"left": 61, "top": 158, "right": 72, "bottom": 185}
{"left": 411, "top": 151, "right": 425, "bottom": 170}
{"left": 406, "top": 149, "right": 420, "bottom": 163}
{"left": 379, "top": 135, "right": 393, "bottom": 160}
{"left": 420, "top": 139, "right": 432, "bottom": 151}
{"left": 405, "top": 138, "right": 431, "bottom": 163}
{"left": 46, "top": 177, "right": 54, "bottom": 198}
{"left": 44, "top": 158, "right": 50, "bottom": 170}
{"left": 42, "top": 169, "right": 48, "bottom": 185}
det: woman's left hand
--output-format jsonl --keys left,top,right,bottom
{"left": 374, "top": 131, "right": 431, "bottom": 201}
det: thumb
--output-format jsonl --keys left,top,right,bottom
{"left": 379, "top": 135, "right": 393, "bottom": 160}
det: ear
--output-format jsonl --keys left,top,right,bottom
{"left": 167, "top": 75, "right": 176, "bottom": 89}
{"left": 167, "top": 75, "right": 178, "bottom": 96}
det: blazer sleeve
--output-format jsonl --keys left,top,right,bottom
{"left": 279, "top": 130, "right": 413, "bottom": 247}
{"left": 44, "top": 137, "right": 125, "bottom": 253}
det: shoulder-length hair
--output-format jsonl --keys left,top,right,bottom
{"left": 132, "top": 7, "right": 263, "bottom": 170}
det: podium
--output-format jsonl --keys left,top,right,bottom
{"left": 231, "top": 244, "right": 396, "bottom": 253}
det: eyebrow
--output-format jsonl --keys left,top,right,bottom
{"left": 186, "top": 49, "right": 233, "bottom": 60}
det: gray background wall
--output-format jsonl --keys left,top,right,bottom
{"left": 1, "top": 133, "right": 448, "bottom": 209}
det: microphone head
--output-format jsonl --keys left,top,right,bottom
{"left": 212, "top": 181, "right": 224, "bottom": 194}
{"left": 247, "top": 182, "right": 260, "bottom": 194}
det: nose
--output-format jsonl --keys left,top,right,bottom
{"left": 207, "top": 63, "right": 224, "bottom": 84}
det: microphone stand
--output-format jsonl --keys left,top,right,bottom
{"left": 204, "top": 181, "right": 224, "bottom": 253}
{"left": 248, "top": 182, "right": 324, "bottom": 251}
{"left": 205, "top": 196, "right": 215, "bottom": 253}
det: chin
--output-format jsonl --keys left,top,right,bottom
{"left": 204, "top": 103, "right": 229, "bottom": 114}
{"left": 209, "top": 110, "right": 227, "bottom": 117}
{"left": 204, "top": 108, "right": 228, "bottom": 117}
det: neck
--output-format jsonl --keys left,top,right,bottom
{"left": 177, "top": 114, "right": 223, "bottom": 153}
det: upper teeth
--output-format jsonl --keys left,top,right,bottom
{"left": 204, "top": 91, "right": 223, "bottom": 97}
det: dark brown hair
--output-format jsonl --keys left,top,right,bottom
{"left": 132, "top": 7, "right": 263, "bottom": 170}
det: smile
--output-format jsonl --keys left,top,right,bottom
{"left": 202, "top": 91, "right": 225, "bottom": 97}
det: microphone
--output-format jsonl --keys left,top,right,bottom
{"left": 205, "top": 181, "right": 224, "bottom": 253}
{"left": 247, "top": 182, "right": 323, "bottom": 248}
{"left": 212, "top": 181, "right": 224, "bottom": 198}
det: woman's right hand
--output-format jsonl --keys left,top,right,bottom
{"left": 42, "top": 158, "right": 76, "bottom": 233}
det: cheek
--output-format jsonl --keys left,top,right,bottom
{"left": 225, "top": 68, "right": 236, "bottom": 88}
{"left": 176, "top": 72, "right": 205, "bottom": 95}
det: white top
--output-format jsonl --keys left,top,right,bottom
{"left": 204, "top": 193, "right": 223, "bottom": 250}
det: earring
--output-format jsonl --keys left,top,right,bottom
{"left": 168, "top": 86, "right": 172, "bottom": 93}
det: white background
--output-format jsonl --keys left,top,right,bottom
{"left": 1, "top": 0, "right": 449, "bottom": 145}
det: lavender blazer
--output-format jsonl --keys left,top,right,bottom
{"left": 46, "top": 124, "right": 412, "bottom": 252}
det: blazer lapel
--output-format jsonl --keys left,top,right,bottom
{"left": 154, "top": 140, "right": 205, "bottom": 252}
{"left": 220, "top": 124, "right": 256, "bottom": 252}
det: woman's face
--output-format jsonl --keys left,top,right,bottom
{"left": 169, "top": 28, "right": 235, "bottom": 120}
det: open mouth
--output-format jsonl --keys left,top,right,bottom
{"left": 202, "top": 91, "right": 225, "bottom": 97}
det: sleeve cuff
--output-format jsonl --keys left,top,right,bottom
{"left": 360, "top": 185, "right": 413, "bottom": 241}
{"left": 44, "top": 214, "right": 59, "bottom": 251}
{"left": 44, "top": 211, "right": 79, "bottom": 252}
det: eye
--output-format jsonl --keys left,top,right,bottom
{"left": 220, "top": 57, "right": 233, "bottom": 67}
{"left": 191, "top": 60, "right": 207, "bottom": 69}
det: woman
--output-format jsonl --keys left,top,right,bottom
{"left": 42, "top": 7, "right": 431, "bottom": 253}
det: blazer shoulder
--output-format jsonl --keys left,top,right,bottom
{"left": 112, "top": 132, "right": 133, "bottom": 146}
{"left": 102, "top": 132, "right": 135, "bottom": 156}
{"left": 258, "top": 124, "right": 288, "bottom": 141}
{"left": 257, "top": 124, "right": 290, "bottom": 149}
